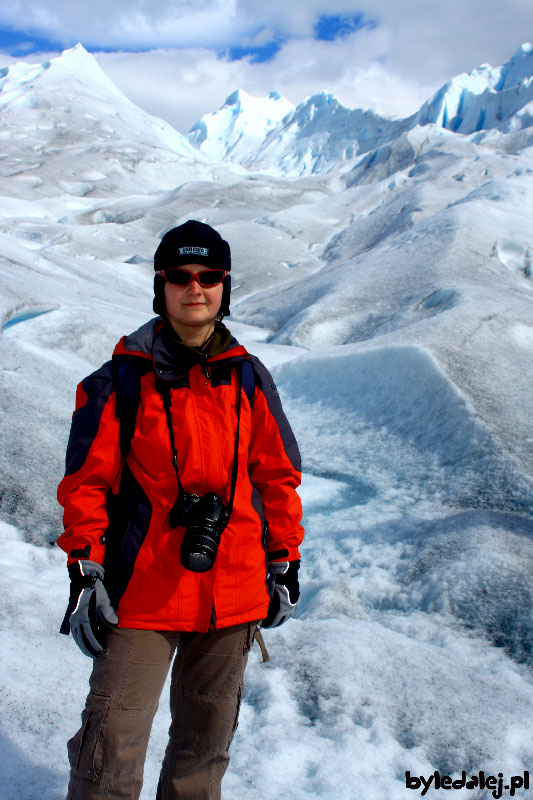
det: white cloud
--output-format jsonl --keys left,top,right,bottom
{"left": 0, "top": 0, "right": 245, "bottom": 48}
{"left": 95, "top": 48, "right": 251, "bottom": 131}
{"left": 2, "top": 0, "right": 529, "bottom": 65}
{"left": 377, "top": 0, "right": 531, "bottom": 81}
{"left": 95, "top": 33, "right": 438, "bottom": 133}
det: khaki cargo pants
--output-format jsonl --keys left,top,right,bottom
{"left": 66, "top": 621, "right": 258, "bottom": 800}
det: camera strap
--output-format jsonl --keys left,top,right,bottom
{"left": 161, "top": 363, "right": 244, "bottom": 515}
{"left": 162, "top": 385, "right": 186, "bottom": 497}
{"left": 227, "top": 363, "right": 244, "bottom": 514}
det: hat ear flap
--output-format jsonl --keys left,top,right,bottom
{"left": 220, "top": 274, "right": 231, "bottom": 317}
{"left": 153, "top": 273, "right": 166, "bottom": 316}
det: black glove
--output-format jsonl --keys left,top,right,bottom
{"left": 60, "top": 560, "right": 118, "bottom": 658}
{"left": 262, "top": 560, "right": 300, "bottom": 628}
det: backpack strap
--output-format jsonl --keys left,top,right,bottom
{"left": 113, "top": 355, "right": 150, "bottom": 460}
{"left": 241, "top": 359, "right": 255, "bottom": 407}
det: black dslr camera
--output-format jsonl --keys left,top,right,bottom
{"left": 169, "top": 490, "right": 231, "bottom": 573}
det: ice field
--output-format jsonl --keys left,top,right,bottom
{"left": 0, "top": 44, "right": 532, "bottom": 799}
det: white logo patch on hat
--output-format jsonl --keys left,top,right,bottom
{"left": 178, "top": 246, "right": 209, "bottom": 256}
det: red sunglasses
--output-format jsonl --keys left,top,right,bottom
{"left": 156, "top": 268, "right": 228, "bottom": 287}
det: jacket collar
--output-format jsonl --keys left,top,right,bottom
{"left": 113, "top": 316, "right": 249, "bottom": 383}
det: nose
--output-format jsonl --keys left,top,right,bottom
{"left": 186, "top": 275, "right": 203, "bottom": 292}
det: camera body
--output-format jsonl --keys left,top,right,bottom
{"left": 169, "top": 490, "right": 231, "bottom": 573}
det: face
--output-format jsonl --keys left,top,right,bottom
{"left": 163, "top": 264, "right": 224, "bottom": 342}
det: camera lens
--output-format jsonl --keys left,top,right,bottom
{"left": 182, "top": 542, "right": 217, "bottom": 572}
{"left": 180, "top": 493, "right": 229, "bottom": 573}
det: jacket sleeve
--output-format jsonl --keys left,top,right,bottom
{"left": 247, "top": 356, "right": 304, "bottom": 562}
{"left": 56, "top": 360, "right": 122, "bottom": 566}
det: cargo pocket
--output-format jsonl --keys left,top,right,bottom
{"left": 225, "top": 624, "right": 257, "bottom": 750}
{"left": 67, "top": 690, "right": 111, "bottom": 782}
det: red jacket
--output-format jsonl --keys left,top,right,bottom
{"left": 57, "top": 319, "right": 304, "bottom": 632}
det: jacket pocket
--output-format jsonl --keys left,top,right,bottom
{"left": 67, "top": 690, "right": 111, "bottom": 782}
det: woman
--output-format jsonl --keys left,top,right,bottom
{"left": 57, "top": 220, "right": 304, "bottom": 800}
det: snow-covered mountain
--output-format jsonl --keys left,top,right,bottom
{"left": 416, "top": 42, "right": 533, "bottom": 135}
{"left": 0, "top": 43, "right": 212, "bottom": 201}
{"left": 187, "top": 87, "right": 294, "bottom": 162}
{"left": 244, "top": 90, "right": 408, "bottom": 176}
{"left": 1, "top": 43, "right": 533, "bottom": 800}
{"left": 187, "top": 43, "right": 533, "bottom": 176}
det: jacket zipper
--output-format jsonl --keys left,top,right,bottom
{"left": 202, "top": 354, "right": 211, "bottom": 381}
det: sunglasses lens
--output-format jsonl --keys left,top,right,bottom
{"left": 164, "top": 269, "right": 191, "bottom": 285}
{"left": 198, "top": 270, "right": 225, "bottom": 286}
{"left": 161, "top": 269, "right": 226, "bottom": 286}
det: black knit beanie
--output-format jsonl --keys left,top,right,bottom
{"left": 153, "top": 220, "right": 232, "bottom": 317}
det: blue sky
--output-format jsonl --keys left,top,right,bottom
{"left": 0, "top": 29, "right": 58, "bottom": 55}
{"left": 314, "top": 13, "right": 377, "bottom": 42}
{"left": 0, "top": 2, "right": 530, "bottom": 131}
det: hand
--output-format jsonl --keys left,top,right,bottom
{"left": 67, "top": 560, "right": 118, "bottom": 658}
{"left": 262, "top": 560, "right": 300, "bottom": 628}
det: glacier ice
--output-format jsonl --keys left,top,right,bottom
{"left": 0, "top": 42, "right": 532, "bottom": 800}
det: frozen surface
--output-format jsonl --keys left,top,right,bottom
{"left": 1, "top": 44, "right": 532, "bottom": 800}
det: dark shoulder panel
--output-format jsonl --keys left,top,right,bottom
{"left": 64, "top": 360, "right": 115, "bottom": 476}
{"left": 122, "top": 317, "right": 159, "bottom": 354}
{"left": 250, "top": 355, "right": 302, "bottom": 472}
